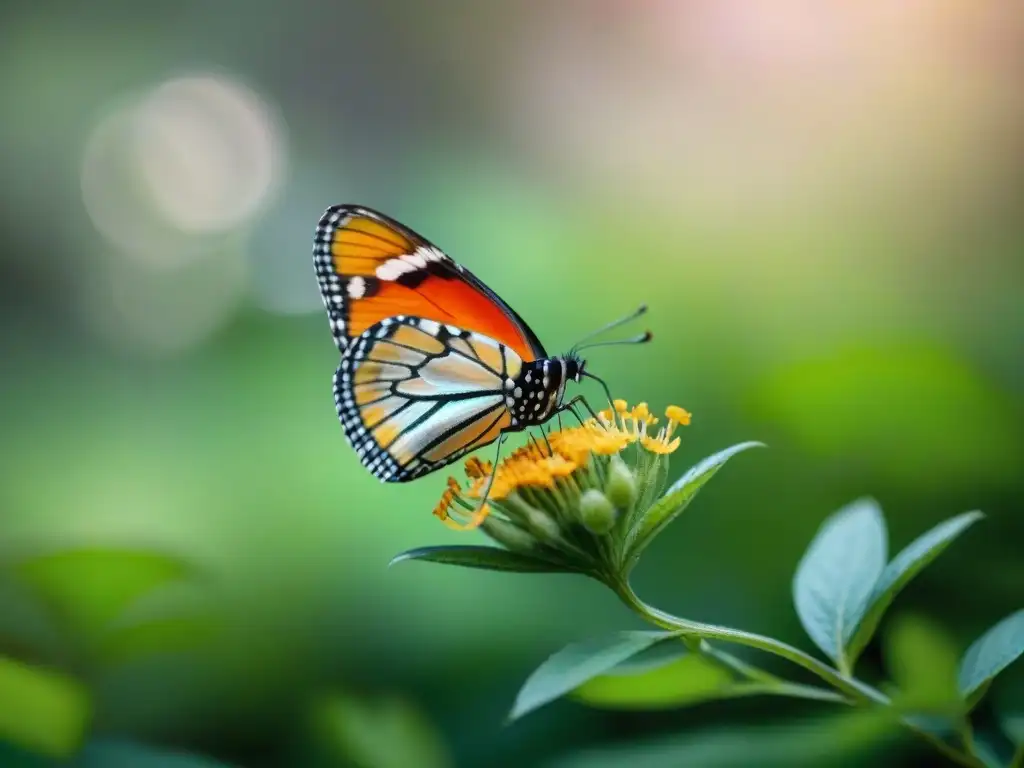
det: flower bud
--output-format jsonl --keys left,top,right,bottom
{"left": 605, "top": 455, "right": 637, "bottom": 510}
{"left": 481, "top": 516, "right": 537, "bottom": 552}
{"left": 503, "top": 493, "right": 561, "bottom": 543}
{"left": 579, "top": 489, "right": 617, "bottom": 535}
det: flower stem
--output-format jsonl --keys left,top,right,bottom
{"left": 611, "top": 579, "right": 985, "bottom": 768}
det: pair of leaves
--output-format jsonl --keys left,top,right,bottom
{"left": 510, "top": 630, "right": 840, "bottom": 721}
{"left": 390, "top": 442, "right": 763, "bottom": 579}
{"left": 793, "top": 499, "right": 983, "bottom": 672}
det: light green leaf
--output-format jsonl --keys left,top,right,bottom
{"left": 11, "top": 547, "right": 202, "bottom": 640}
{"left": 389, "top": 546, "right": 574, "bottom": 574}
{"left": 884, "top": 614, "right": 961, "bottom": 714}
{"left": 959, "top": 609, "right": 1024, "bottom": 709}
{"left": 792, "top": 498, "right": 888, "bottom": 666}
{"left": 572, "top": 644, "right": 735, "bottom": 709}
{"left": 626, "top": 442, "right": 763, "bottom": 569}
{"left": 510, "top": 631, "right": 681, "bottom": 720}
{"left": 311, "top": 693, "right": 451, "bottom": 768}
{"left": 0, "top": 655, "right": 90, "bottom": 759}
{"left": 847, "top": 511, "right": 983, "bottom": 665}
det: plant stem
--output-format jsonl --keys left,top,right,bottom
{"left": 611, "top": 579, "right": 985, "bottom": 768}
{"left": 613, "top": 579, "right": 884, "bottom": 704}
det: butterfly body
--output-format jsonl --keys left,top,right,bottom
{"left": 314, "top": 204, "right": 588, "bottom": 482}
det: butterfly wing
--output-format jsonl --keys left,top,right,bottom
{"left": 335, "top": 316, "right": 523, "bottom": 481}
{"left": 313, "top": 205, "right": 546, "bottom": 362}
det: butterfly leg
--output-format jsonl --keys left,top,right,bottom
{"left": 453, "top": 432, "right": 510, "bottom": 530}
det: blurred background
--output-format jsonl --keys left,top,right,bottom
{"left": 1, "top": 0, "right": 1022, "bottom": 765}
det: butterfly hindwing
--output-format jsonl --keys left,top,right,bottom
{"left": 313, "top": 205, "right": 546, "bottom": 362}
{"left": 334, "top": 316, "right": 523, "bottom": 482}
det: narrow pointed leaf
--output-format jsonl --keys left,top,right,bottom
{"left": 626, "top": 442, "right": 763, "bottom": 568}
{"left": 792, "top": 498, "right": 888, "bottom": 665}
{"left": 510, "top": 631, "right": 681, "bottom": 720}
{"left": 959, "top": 609, "right": 1024, "bottom": 709}
{"left": 847, "top": 511, "right": 983, "bottom": 665}
{"left": 389, "top": 546, "right": 573, "bottom": 574}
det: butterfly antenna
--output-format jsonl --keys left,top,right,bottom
{"left": 569, "top": 305, "right": 648, "bottom": 354}
{"left": 574, "top": 331, "right": 653, "bottom": 353}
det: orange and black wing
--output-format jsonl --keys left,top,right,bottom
{"left": 334, "top": 316, "right": 522, "bottom": 481}
{"left": 313, "top": 205, "right": 546, "bottom": 362}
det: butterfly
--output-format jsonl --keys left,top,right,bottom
{"left": 312, "top": 204, "right": 649, "bottom": 482}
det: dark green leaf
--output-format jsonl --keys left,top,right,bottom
{"left": 793, "top": 498, "right": 888, "bottom": 666}
{"left": 959, "top": 610, "right": 1024, "bottom": 709}
{"left": 626, "top": 442, "right": 763, "bottom": 569}
{"left": 389, "top": 546, "right": 574, "bottom": 574}
{"left": 847, "top": 511, "right": 983, "bottom": 665}
{"left": 0, "top": 655, "right": 90, "bottom": 759}
{"left": 510, "top": 631, "right": 681, "bottom": 720}
{"left": 972, "top": 709, "right": 1019, "bottom": 768}
{"left": 77, "top": 740, "right": 236, "bottom": 767}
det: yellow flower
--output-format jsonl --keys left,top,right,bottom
{"left": 432, "top": 400, "right": 691, "bottom": 533}
{"left": 641, "top": 405, "right": 692, "bottom": 454}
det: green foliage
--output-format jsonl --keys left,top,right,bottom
{"left": 570, "top": 641, "right": 735, "bottom": 710}
{"left": 390, "top": 545, "right": 575, "bottom": 574}
{"left": 75, "top": 740, "right": 236, "bottom": 767}
{"left": 309, "top": 692, "right": 451, "bottom": 768}
{"left": 551, "top": 711, "right": 900, "bottom": 768}
{"left": 623, "top": 442, "right": 763, "bottom": 571}
{"left": 959, "top": 610, "right": 1024, "bottom": 711}
{"left": 510, "top": 631, "right": 682, "bottom": 720}
{"left": 0, "top": 655, "right": 90, "bottom": 759}
{"left": 792, "top": 498, "right": 888, "bottom": 669}
{"left": 847, "top": 511, "right": 984, "bottom": 666}
{"left": 489, "top": 479, "right": 1007, "bottom": 767}
{"left": 884, "top": 614, "right": 961, "bottom": 714}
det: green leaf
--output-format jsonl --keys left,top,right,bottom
{"left": 884, "top": 614, "right": 961, "bottom": 714}
{"left": 792, "top": 498, "right": 888, "bottom": 666}
{"left": 311, "top": 693, "right": 451, "bottom": 768}
{"left": 389, "top": 545, "right": 574, "bottom": 574}
{"left": 626, "top": 442, "right": 763, "bottom": 569}
{"left": 551, "top": 711, "right": 900, "bottom": 768}
{"left": 572, "top": 644, "right": 736, "bottom": 709}
{"left": 972, "top": 709, "right": 1020, "bottom": 768}
{"left": 847, "top": 511, "right": 983, "bottom": 665}
{"left": 510, "top": 631, "right": 681, "bottom": 720}
{"left": 0, "top": 655, "right": 90, "bottom": 759}
{"left": 959, "top": 609, "right": 1024, "bottom": 709}
{"left": 10, "top": 547, "right": 202, "bottom": 641}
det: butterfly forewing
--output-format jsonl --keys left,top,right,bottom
{"left": 335, "top": 316, "right": 523, "bottom": 481}
{"left": 313, "top": 205, "right": 546, "bottom": 362}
